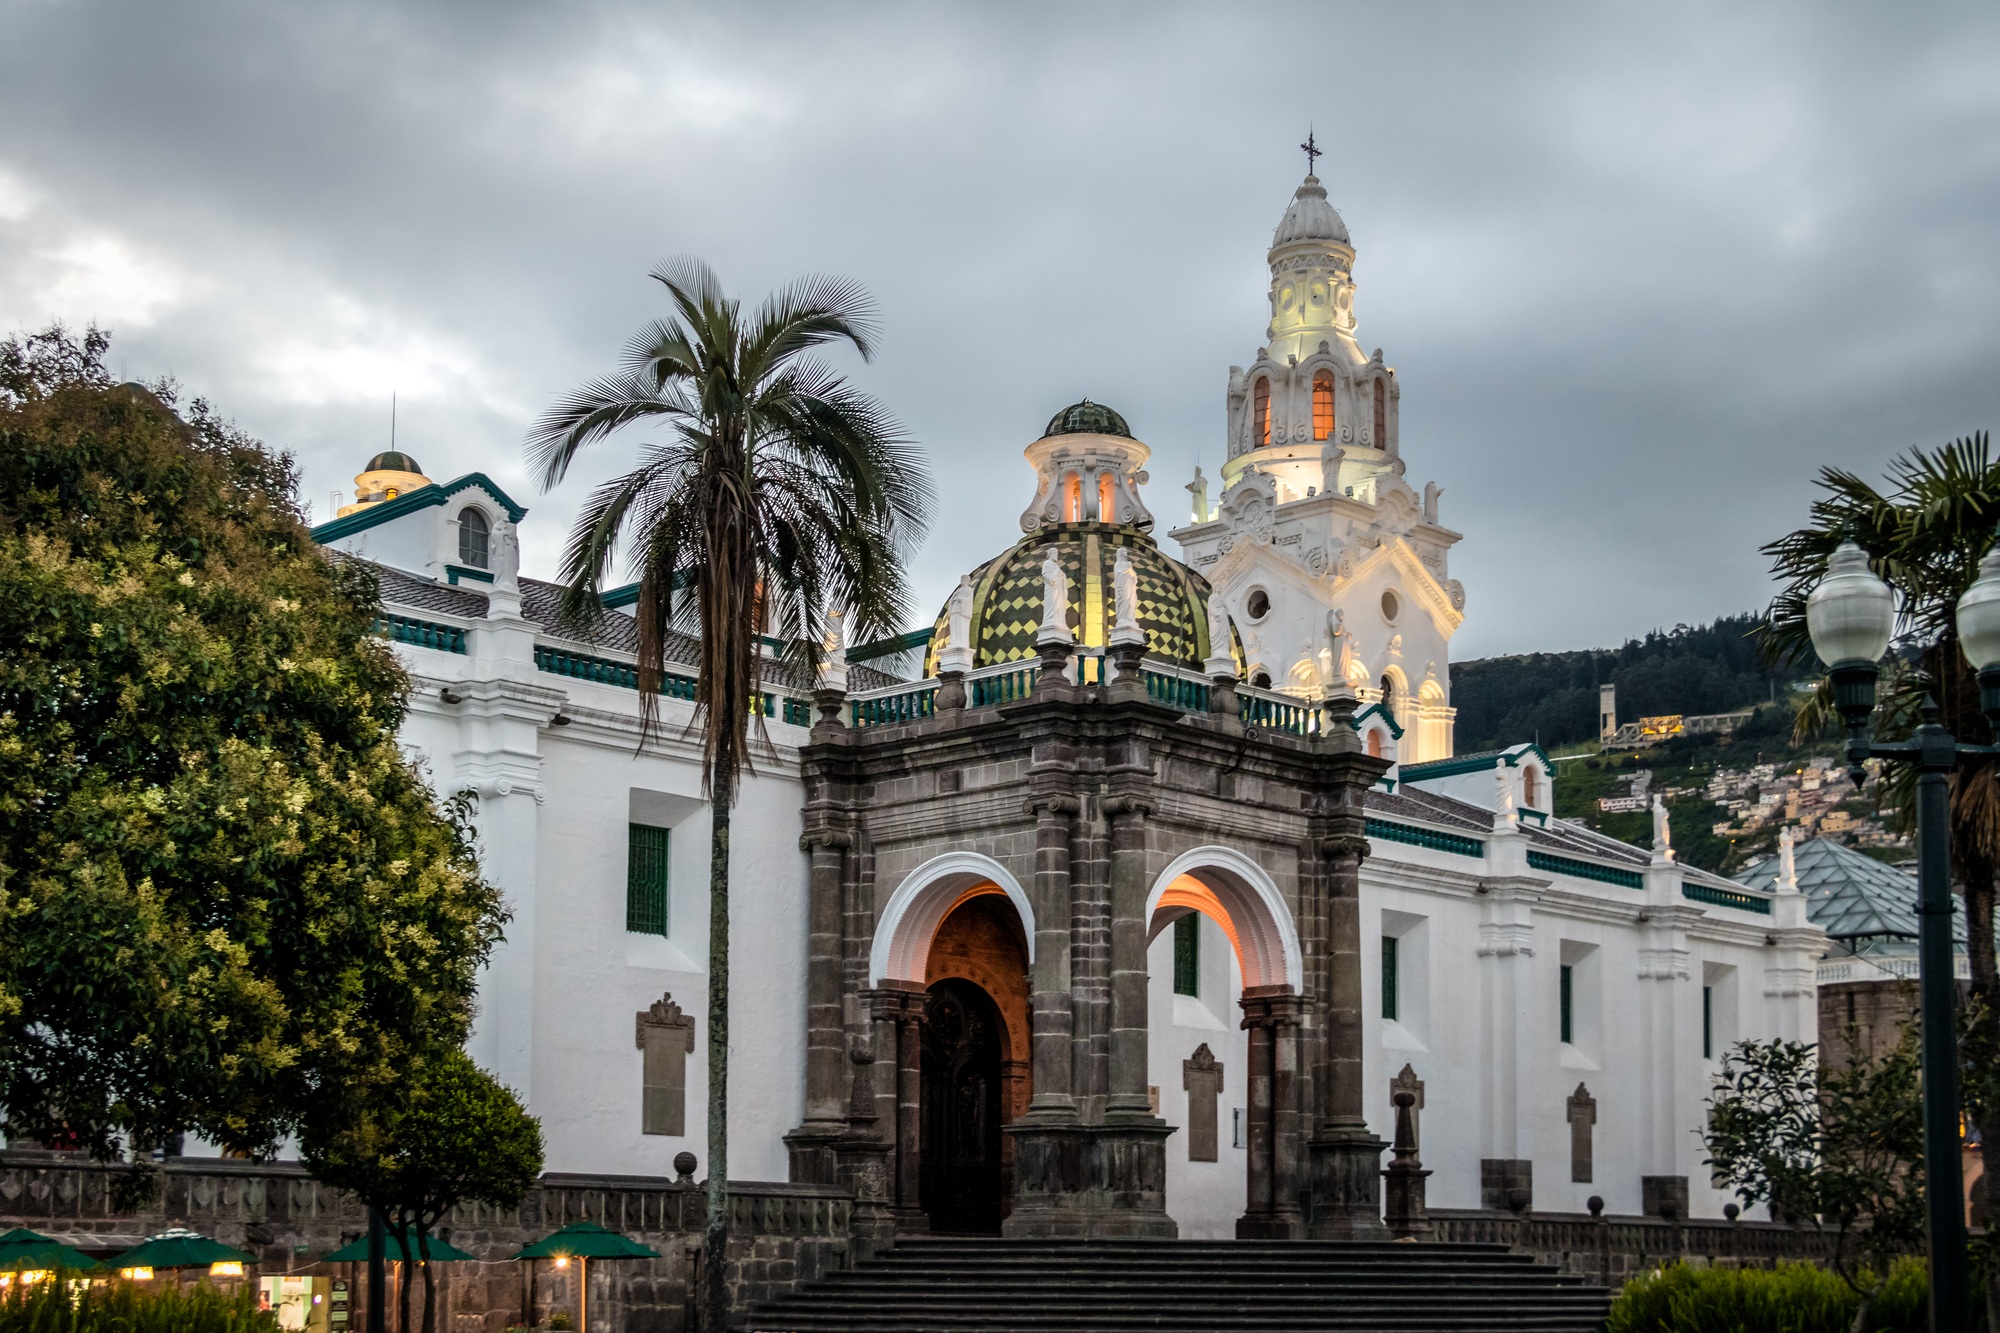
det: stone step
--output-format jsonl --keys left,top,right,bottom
{"left": 739, "top": 1238, "right": 1612, "bottom": 1333}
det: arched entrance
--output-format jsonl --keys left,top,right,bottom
{"left": 921, "top": 978, "right": 1005, "bottom": 1232}
{"left": 872, "top": 854, "right": 1034, "bottom": 1234}
{"left": 1145, "top": 848, "right": 1305, "bottom": 1240}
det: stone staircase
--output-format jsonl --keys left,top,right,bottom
{"left": 740, "top": 1236, "right": 1613, "bottom": 1332}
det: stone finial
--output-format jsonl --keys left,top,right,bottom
{"left": 941, "top": 575, "right": 975, "bottom": 676}
{"left": 1186, "top": 466, "right": 1210, "bottom": 524}
{"left": 673, "top": 1151, "right": 698, "bottom": 1185}
{"left": 1036, "top": 547, "right": 1073, "bottom": 644}
{"left": 817, "top": 605, "right": 849, "bottom": 694}
{"left": 1111, "top": 548, "right": 1143, "bottom": 647}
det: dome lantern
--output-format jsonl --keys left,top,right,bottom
{"left": 1017, "top": 400, "right": 1156, "bottom": 534}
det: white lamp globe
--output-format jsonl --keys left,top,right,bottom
{"left": 1805, "top": 540, "right": 1894, "bottom": 667}
{"left": 1956, "top": 543, "right": 2000, "bottom": 671}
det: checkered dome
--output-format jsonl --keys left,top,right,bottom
{"left": 923, "top": 523, "right": 1222, "bottom": 676}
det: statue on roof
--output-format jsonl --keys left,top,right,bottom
{"left": 1038, "top": 547, "right": 1073, "bottom": 642}
{"left": 1112, "top": 548, "right": 1142, "bottom": 642}
{"left": 1652, "top": 796, "right": 1674, "bottom": 862}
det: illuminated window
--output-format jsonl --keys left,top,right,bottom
{"left": 1522, "top": 767, "right": 1540, "bottom": 809}
{"left": 1252, "top": 378, "right": 1270, "bottom": 447}
{"left": 1372, "top": 378, "right": 1386, "bottom": 446}
{"left": 458, "top": 507, "right": 490, "bottom": 568}
{"left": 1312, "top": 371, "right": 1335, "bottom": 441}
{"left": 1366, "top": 730, "right": 1384, "bottom": 758}
{"left": 1064, "top": 473, "right": 1083, "bottom": 523}
{"left": 1098, "top": 472, "right": 1116, "bottom": 523}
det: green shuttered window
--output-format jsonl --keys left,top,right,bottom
{"left": 1382, "top": 935, "right": 1399, "bottom": 1021}
{"left": 1173, "top": 913, "right": 1200, "bottom": 996}
{"left": 1560, "top": 964, "right": 1574, "bottom": 1044}
{"left": 627, "top": 823, "right": 670, "bottom": 936}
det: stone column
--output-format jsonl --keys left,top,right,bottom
{"left": 1238, "top": 987, "right": 1305, "bottom": 1238}
{"left": 1104, "top": 795, "right": 1156, "bottom": 1117}
{"left": 1306, "top": 831, "right": 1388, "bottom": 1238}
{"left": 786, "top": 828, "right": 852, "bottom": 1182}
{"left": 862, "top": 984, "right": 928, "bottom": 1233}
{"left": 1024, "top": 796, "right": 1079, "bottom": 1117}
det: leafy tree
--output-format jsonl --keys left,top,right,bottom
{"left": 304, "top": 1048, "right": 543, "bottom": 1333}
{"left": 0, "top": 324, "right": 505, "bottom": 1175}
{"left": 1760, "top": 432, "right": 2000, "bottom": 1315}
{"left": 1703, "top": 1034, "right": 1926, "bottom": 1330}
{"left": 527, "top": 261, "right": 932, "bottom": 1329}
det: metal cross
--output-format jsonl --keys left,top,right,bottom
{"left": 1300, "top": 129, "right": 1321, "bottom": 175}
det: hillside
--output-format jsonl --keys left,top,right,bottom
{"left": 1448, "top": 613, "right": 1788, "bottom": 755}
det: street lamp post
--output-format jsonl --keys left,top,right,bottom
{"left": 1805, "top": 537, "right": 2000, "bottom": 1332}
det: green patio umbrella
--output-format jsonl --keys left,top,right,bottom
{"left": 323, "top": 1230, "right": 474, "bottom": 1263}
{"left": 110, "top": 1227, "right": 255, "bottom": 1273}
{"left": 512, "top": 1222, "right": 659, "bottom": 1332}
{"left": 0, "top": 1227, "right": 102, "bottom": 1274}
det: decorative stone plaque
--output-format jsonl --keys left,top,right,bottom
{"left": 636, "top": 993, "right": 697, "bottom": 1136}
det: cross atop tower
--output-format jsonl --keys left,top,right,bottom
{"left": 1300, "top": 128, "right": 1321, "bottom": 176}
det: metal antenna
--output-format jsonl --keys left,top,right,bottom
{"left": 391, "top": 392, "right": 397, "bottom": 450}
{"left": 1300, "top": 128, "right": 1322, "bottom": 176}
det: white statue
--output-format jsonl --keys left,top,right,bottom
{"left": 1111, "top": 548, "right": 1141, "bottom": 639}
{"left": 1423, "top": 481, "right": 1442, "bottom": 524}
{"left": 817, "top": 605, "right": 849, "bottom": 692}
{"left": 1778, "top": 826, "right": 1799, "bottom": 894}
{"left": 940, "top": 575, "right": 975, "bottom": 674}
{"left": 1038, "top": 547, "right": 1072, "bottom": 641}
{"left": 1187, "top": 467, "right": 1210, "bottom": 524}
{"left": 1495, "top": 765, "right": 1518, "bottom": 824}
{"left": 1328, "top": 608, "right": 1356, "bottom": 687}
{"left": 1652, "top": 796, "right": 1674, "bottom": 862}
{"left": 1204, "top": 597, "right": 1234, "bottom": 677}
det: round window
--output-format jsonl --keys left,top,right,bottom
{"left": 1246, "top": 589, "right": 1271, "bottom": 620}
{"left": 1380, "top": 589, "right": 1400, "bottom": 621}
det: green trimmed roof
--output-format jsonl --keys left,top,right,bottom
{"left": 1043, "top": 400, "right": 1132, "bottom": 439}
{"left": 310, "top": 472, "right": 528, "bottom": 544}
{"left": 366, "top": 450, "right": 424, "bottom": 474}
{"left": 924, "top": 525, "right": 1224, "bottom": 676}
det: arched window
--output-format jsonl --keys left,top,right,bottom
{"left": 1063, "top": 473, "right": 1083, "bottom": 523}
{"left": 458, "top": 507, "right": 490, "bottom": 568}
{"left": 1252, "top": 377, "right": 1270, "bottom": 448}
{"left": 1366, "top": 730, "right": 1384, "bottom": 758}
{"left": 1098, "top": 472, "right": 1116, "bottom": 523}
{"left": 1372, "top": 378, "right": 1387, "bottom": 448}
{"left": 1522, "top": 766, "right": 1541, "bottom": 810}
{"left": 1312, "top": 371, "right": 1335, "bottom": 441}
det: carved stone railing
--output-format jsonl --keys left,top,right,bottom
{"left": 1428, "top": 1207, "right": 1838, "bottom": 1284}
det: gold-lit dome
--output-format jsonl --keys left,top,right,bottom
{"left": 336, "top": 451, "right": 434, "bottom": 517}
{"left": 923, "top": 523, "right": 1230, "bottom": 676}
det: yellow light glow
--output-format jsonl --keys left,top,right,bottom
{"left": 120, "top": 1267, "right": 155, "bottom": 1281}
{"left": 17, "top": 1270, "right": 50, "bottom": 1286}
{"left": 209, "top": 1262, "right": 245, "bottom": 1277}
{"left": 553, "top": 1256, "right": 569, "bottom": 1269}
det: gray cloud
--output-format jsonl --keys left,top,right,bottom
{"left": 4, "top": 1, "right": 1997, "bottom": 656}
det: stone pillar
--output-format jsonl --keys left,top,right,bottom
{"left": 1238, "top": 987, "right": 1305, "bottom": 1238}
{"left": 786, "top": 828, "right": 852, "bottom": 1182}
{"left": 862, "top": 984, "right": 928, "bottom": 1233}
{"left": 834, "top": 1041, "right": 896, "bottom": 1256}
{"left": 1104, "top": 795, "right": 1157, "bottom": 1117}
{"left": 1475, "top": 865, "right": 1538, "bottom": 1211}
{"left": 1024, "top": 796, "right": 1079, "bottom": 1118}
{"left": 1306, "top": 830, "right": 1388, "bottom": 1239}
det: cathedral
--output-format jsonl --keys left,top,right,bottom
{"left": 307, "top": 168, "right": 1824, "bottom": 1241}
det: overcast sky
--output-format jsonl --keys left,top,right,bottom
{"left": 4, "top": 3, "right": 1997, "bottom": 658}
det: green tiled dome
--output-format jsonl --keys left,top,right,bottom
{"left": 924, "top": 524, "right": 1228, "bottom": 676}
{"left": 1043, "top": 400, "right": 1132, "bottom": 440}
{"left": 366, "top": 450, "right": 425, "bottom": 474}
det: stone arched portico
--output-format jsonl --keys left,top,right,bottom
{"left": 791, "top": 645, "right": 1390, "bottom": 1242}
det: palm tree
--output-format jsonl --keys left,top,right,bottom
{"left": 1761, "top": 432, "right": 2000, "bottom": 1309}
{"left": 528, "top": 259, "right": 932, "bottom": 1329}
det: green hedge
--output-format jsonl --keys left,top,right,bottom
{"left": 0, "top": 1277, "right": 277, "bottom": 1332}
{"left": 1608, "top": 1259, "right": 1928, "bottom": 1333}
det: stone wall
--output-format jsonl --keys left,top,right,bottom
{"left": 0, "top": 1150, "right": 850, "bottom": 1332}
{"left": 1429, "top": 1207, "right": 1837, "bottom": 1285}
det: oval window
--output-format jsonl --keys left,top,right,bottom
{"left": 1246, "top": 589, "right": 1271, "bottom": 620}
{"left": 1380, "top": 589, "right": 1399, "bottom": 622}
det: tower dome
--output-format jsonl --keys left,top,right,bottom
{"left": 1271, "top": 174, "right": 1349, "bottom": 249}
{"left": 1044, "top": 399, "right": 1132, "bottom": 439}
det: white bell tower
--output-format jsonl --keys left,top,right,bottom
{"left": 1172, "top": 149, "right": 1464, "bottom": 763}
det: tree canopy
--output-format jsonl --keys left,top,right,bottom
{"left": 0, "top": 325, "right": 506, "bottom": 1163}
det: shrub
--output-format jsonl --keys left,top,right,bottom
{"left": 0, "top": 1276, "right": 277, "bottom": 1332}
{"left": 1607, "top": 1258, "right": 1929, "bottom": 1333}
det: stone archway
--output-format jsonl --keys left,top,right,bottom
{"left": 924, "top": 896, "right": 1032, "bottom": 1231}
{"left": 870, "top": 852, "right": 1035, "bottom": 986}
{"left": 1146, "top": 848, "right": 1306, "bottom": 1239}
